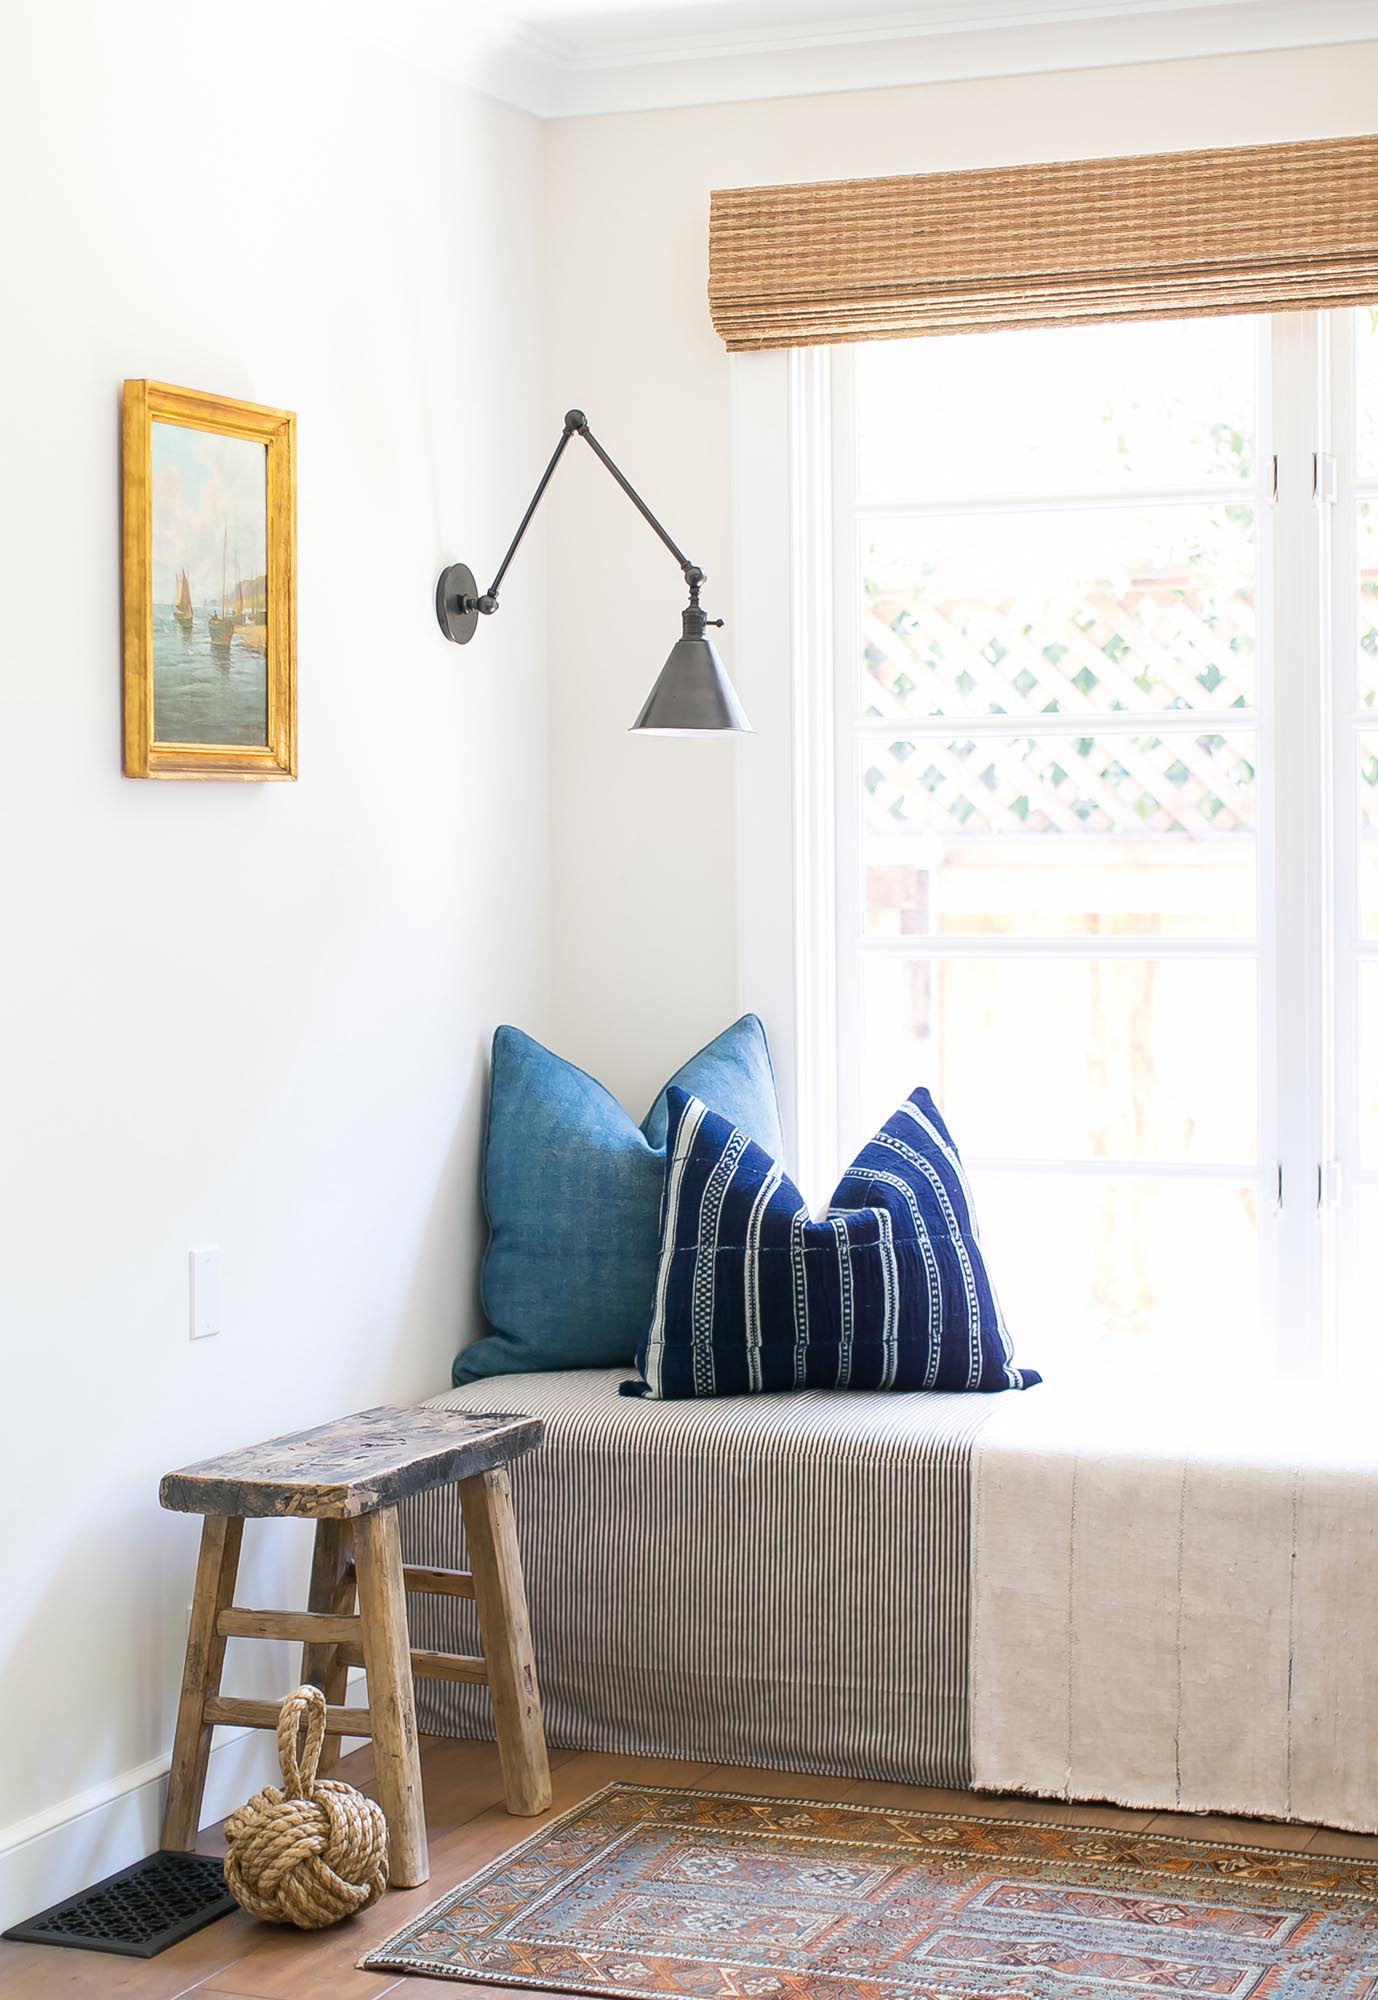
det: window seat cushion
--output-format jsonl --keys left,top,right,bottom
{"left": 401, "top": 1367, "right": 1378, "bottom": 1833}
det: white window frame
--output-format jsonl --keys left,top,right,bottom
{"left": 735, "top": 315, "right": 1370, "bottom": 1378}
{"left": 1329, "top": 308, "right": 1375, "bottom": 1377}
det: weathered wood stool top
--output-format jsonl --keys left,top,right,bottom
{"left": 159, "top": 1401, "right": 549, "bottom": 1891}
{"left": 160, "top": 1404, "right": 543, "bottom": 1519}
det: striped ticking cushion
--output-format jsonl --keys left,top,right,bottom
{"left": 624, "top": 1086, "right": 1040, "bottom": 1400}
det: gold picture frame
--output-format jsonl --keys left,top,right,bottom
{"left": 122, "top": 380, "right": 297, "bottom": 780}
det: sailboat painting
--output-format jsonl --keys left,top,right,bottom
{"left": 149, "top": 421, "right": 268, "bottom": 744}
{"left": 123, "top": 379, "right": 296, "bottom": 780}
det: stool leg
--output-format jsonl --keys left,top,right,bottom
{"left": 460, "top": 1466, "right": 551, "bottom": 1816}
{"left": 163, "top": 1515, "right": 244, "bottom": 1850}
{"left": 354, "top": 1505, "right": 428, "bottom": 1886}
{"left": 300, "top": 1519, "right": 353, "bottom": 1777}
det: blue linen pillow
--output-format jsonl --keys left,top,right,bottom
{"left": 454, "top": 1016, "right": 785, "bottom": 1384}
{"left": 625, "top": 1086, "right": 1038, "bottom": 1400}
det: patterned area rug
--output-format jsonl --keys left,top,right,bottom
{"left": 362, "top": 1784, "right": 1378, "bottom": 1997}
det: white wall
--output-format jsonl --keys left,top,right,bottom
{"left": 0, "top": 0, "right": 548, "bottom": 1919}
{"left": 542, "top": 37, "right": 1378, "bottom": 1121}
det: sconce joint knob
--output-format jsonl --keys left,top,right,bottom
{"left": 564, "top": 409, "right": 588, "bottom": 432}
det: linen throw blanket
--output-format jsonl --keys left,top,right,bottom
{"left": 970, "top": 1380, "right": 1378, "bottom": 1833}
{"left": 404, "top": 1370, "right": 1378, "bottom": 1830}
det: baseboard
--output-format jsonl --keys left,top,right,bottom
{"left": 0, "top": 1671, "right": 368, "bottom": 1934}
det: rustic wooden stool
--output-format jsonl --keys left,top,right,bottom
{"left": 159, "top": 1404, "right": 548, "bottom": 1888}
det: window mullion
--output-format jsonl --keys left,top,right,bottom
{"left": 828, "top": 345, "right": 862, "bottom": 1181}
{"left": 853, "top": 710, "right": 1261, "bottom": 740}
{"left": 857, "top": 480, "right": 1265, "bottom": 521}
{"left": 1263, "top": 311, "right": 1329, "bottom": 1374}
{"left": 1327, "top": 308, "right": 1364, "bottom": 1375}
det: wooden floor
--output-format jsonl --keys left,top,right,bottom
{"left": 3, "top": 1735, "right": 1377, "bottom": 1998}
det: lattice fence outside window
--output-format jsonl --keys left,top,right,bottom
{"left": 863, "top": 731, "right": 1256, "bottom": 841}
{"left": 863, "top": 530, "right": 1256, "bottom": 723}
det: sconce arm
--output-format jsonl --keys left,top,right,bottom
{"left": 435, "top": 410, "right": 718, "bottom": 645}
{"left": 479, "top": 410, "right": 704, "bottom": 611}
{"left": 567, "top": 414, "right": 698, "bottom": 584}
{"left": 481, "top": 421, "right": 578, "bottom": 607}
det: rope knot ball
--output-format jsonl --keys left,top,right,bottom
{"left": 223, "top": 1684, "right": 389, "bottom": 1929}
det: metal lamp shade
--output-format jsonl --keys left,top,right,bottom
{"left": 631, "top": 623, "right": 752, "bottom": 735}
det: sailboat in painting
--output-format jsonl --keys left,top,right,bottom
{"left": 236, "top": 568, "right": 268, "bottom": 652}
{"left": 208, "top": 529, "right": 235, "bottom": 649}
{"left": 172, "top": 568, "right": 194, "bottom": 630}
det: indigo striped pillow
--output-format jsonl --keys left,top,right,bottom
{"left": 624, "top": 1086, "right": 1039, "bottom": 1400}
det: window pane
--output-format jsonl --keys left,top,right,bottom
{"left": 971, "top": 1169, "right": 1259, "bottom": 1378}
{"left": 860, "top": 954, "right": 1257, "bottom": 1164}
{"left": 1362, "top": 964, "right": 1378, "bottom": 1171}
{"left": 862, "top": 731, "right": 1256, "bottom": 940}
{"left": 1363, "top": 733, "right": 1378, "bottom": 940}
{"left": 856, "top": 318, "right": 1256, "bottom": 503}
{"left": 1357, "top": 306, "right": 1378, "bottom": 480}
{"left": 862, "top": 506, "right": 1256, "bottom": 720}
{"left": 1358, "top": 1187, "right": 1378, "bottom": 1351}
{"left": 1362, "top": 502, "right": 1378, "bottom": 713}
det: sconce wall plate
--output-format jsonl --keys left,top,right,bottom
{"left": 435, "top": 562, "right": 479, "bottom": 646}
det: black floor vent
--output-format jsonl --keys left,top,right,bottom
{"left": 3, "top": 1848, "right": 236, "bottom": 1958}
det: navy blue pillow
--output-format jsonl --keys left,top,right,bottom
{"left": 625, "top": 1086, "right": 1039, "bottom": 1400}
{"left": 455, "top": 1017, "right": 784, "bottom": 1385}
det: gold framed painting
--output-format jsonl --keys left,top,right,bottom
{"left": 122, "top": 380, "right": 297, "bottom": 780}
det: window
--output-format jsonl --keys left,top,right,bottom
{"left": 786, "top": 309, "right": 1378, "bottom": 1379}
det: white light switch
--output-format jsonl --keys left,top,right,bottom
{"left": 190, "top": 1248, "right": 222, "bottom": 1341}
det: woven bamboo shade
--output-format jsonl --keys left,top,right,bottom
{"left": 708, "top": 134, "right": 1378, "bottom": 351}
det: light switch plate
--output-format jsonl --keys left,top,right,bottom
{"left": 189, "top": 1247, "right": 221, "bottom": 1341}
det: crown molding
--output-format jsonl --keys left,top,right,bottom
{"left": 469, "top": 0, "right": 1378, "bottom": 117}
{"left": 283, "top": 0, "right": 1378, "bottom": 118}
{"left": 533, "top": 0, "right": 1270, "bottom": 70}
